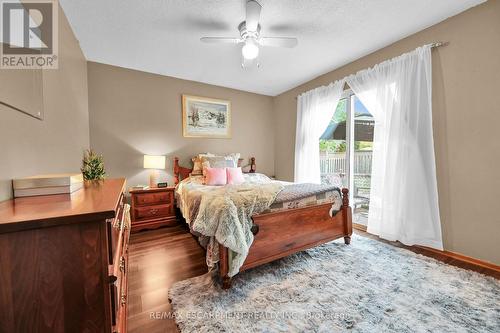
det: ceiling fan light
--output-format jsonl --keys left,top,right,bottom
{"left": 242, "top": 40, "right": 259, "bottom": 60}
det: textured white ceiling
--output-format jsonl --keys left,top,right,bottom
{"left": 60, "top": 0, "right": 485, "bottom": 96}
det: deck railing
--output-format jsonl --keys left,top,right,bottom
{"left": 320, "top": 151, "right": 373, "bottom": 175}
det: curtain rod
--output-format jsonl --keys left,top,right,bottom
{"left": 430, "top": 41, "right": 448, "bottom": 48}
{"left": 295, "top": 42, "right": 449, "bottom": 100}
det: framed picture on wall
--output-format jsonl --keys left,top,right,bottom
{"left": 182, "top": 95, "right": 231, "bottom": 138}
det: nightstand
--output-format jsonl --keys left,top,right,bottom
{"left": 129, "top": 186, "right": 177, "bottom": 233}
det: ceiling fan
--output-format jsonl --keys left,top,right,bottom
{"left": 200, "top": 0, "right": 298, "bottom": 68}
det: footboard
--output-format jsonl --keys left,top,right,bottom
{"left": 219, "top": 188, "right": 352, "bottom": 289}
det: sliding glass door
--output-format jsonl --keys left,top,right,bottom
{"left": 319, "top": 92, "right": 374, "bottom": 227}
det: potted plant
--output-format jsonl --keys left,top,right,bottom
{"left": 81, "top": 149, "right": 106, "bottom": 181}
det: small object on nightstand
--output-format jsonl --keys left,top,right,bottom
{"left": 157, "top": 182, "right": 168, "bottom": 188}
{"left": 129, "top": 186, "right": 177, "bottom": 233}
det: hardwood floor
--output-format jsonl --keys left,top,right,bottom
{"left": 127, "top": 225, "right": 207, "bottom": 333}
{"left": 127, "top": 224, "right": 499, "bottom": 333}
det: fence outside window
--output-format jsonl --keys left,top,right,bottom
{"left": 320, "top": 151, "right": 372, "bottom": 176}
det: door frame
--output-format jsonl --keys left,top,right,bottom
{"left": 341, "top": 89, "right": 355, "bottom": 205}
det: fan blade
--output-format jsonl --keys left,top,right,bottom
{"left": 260, "top": 37, "right": 298, "bottom": 48}
{"left": 246, "top": 0, "right": 261, "bottom": 32}
{"left": 200, "top": 37, "right": 242, "bottom": 44}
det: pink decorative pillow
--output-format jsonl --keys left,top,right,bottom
{"left": 227, "top": 167, "right": 245, "bottom": 185}
{"left": 204, "top": 167, "right": 227, "bottom": 186}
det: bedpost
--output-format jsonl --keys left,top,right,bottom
{"left": 250, "top": 157, "right": 256, "bottom": 173}
{"left": 342, "top": 188, "right": 352, "bottom": 245}
{"left": 219, "top": 243, "right": 232, "bottom": 289}
{"left": 173, "top": 157, "right": 180, "bottom": 185}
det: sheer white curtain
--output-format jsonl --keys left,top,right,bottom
{"left": 346, "top": 45, "right": 443, "bottom": 249}
{"left": 295, "top": 80, "right": 345, "bottom": 184}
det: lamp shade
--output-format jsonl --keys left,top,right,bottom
{"left": 143, "top": 155, "right": 165, "bottom": 169}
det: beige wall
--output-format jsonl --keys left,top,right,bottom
{"left": 87, "top": 62, "right": 275, "bottom": 189}
{"left": 0, "top": 5, "right": 89, "bottom": 201}
{"left": 273, "top": 0, "right": 500, "bottom": 264}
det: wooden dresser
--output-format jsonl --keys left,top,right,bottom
{"left": 0, "top": 178, "right": 129, "bottom": 333}
{"left": 129, "top": 186, "right": 177, "bottom": 233}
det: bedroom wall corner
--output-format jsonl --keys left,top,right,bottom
{"left": 0, "top": 4, "right": 89, "bottom": 201}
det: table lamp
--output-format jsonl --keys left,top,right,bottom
{"left": 143, "top": 155, "right": 165, "bottom": 188}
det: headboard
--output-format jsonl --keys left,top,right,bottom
{"left": 173, "top": 156, "right": 256, "bottom": 185}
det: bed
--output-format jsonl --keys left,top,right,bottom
{"left": 174, "top": 156, "right": 352, "bottom": 289}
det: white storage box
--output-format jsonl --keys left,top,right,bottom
{"left": 13, "top": 173, "right": 84, "bottom": 197}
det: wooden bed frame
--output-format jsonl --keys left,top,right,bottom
{"left": 173, "top": 156, "right": 352, "bottom": 289}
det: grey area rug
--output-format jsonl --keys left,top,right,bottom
{"left": 169, "top": 234, "right": 500, "bottom": 332}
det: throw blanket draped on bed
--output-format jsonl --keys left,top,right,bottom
{"left": 178, "top": 177, "right": 284, "bottom": 276}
